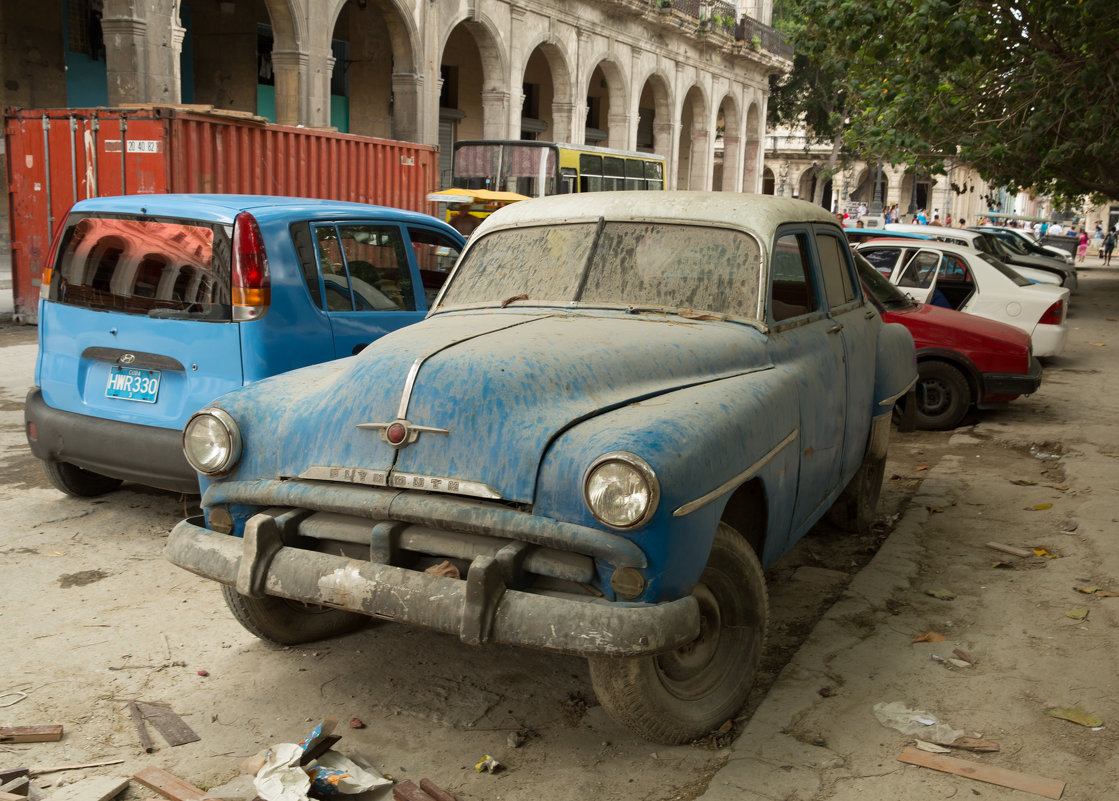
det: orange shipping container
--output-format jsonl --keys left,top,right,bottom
{"left": 3, "top": 106, "right": 440, "bottom": 322}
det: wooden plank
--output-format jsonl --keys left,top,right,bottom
{"left": 392, "top": 782, "right": 436, "bottom": 801}
{"left": 1, "top": 791, "right": 25, "bottom": 801}
{"left": 134, "top": 703, "right": 199, "bottom": 747}
{"left": 419, "top": 779, "right": 460, "bottom": 801}
{"left": 985, "top": 541, "right": 1034, "bottom": 558}
{"left": 48, "top": 777, "right": 129, "bottom": 801}
{"left": 0, "top": 771, "right": 28, "bottom": 785}
{"left": 0, "top": 726, "right": 63, "bottom": 743}
{"left": 897, "top": 746, "right": 1065, "bottom": 799}
{"left": 131, "top": 767, "right": 207, "bottom": 801}
{"left": 0, "top": 777, "right": 29, "bottom": 795}
{"left": 128, "top": 701, "right": 155, "bottom": 753}
{"left": 30, "top": 761, "right": 124, "bottom": 777}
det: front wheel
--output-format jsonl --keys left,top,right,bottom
{"left": 42, "top": 460, "right": 124, "bottom": 497}
{"left": 221, "top": 585, "right": 369, "bottom": 645}
{"left": 826, "top": 448, "right": 886, "bottom": 534}
{"left": 914, "top": 361, "right": 972, "bottom": 430}
{"left": 588, "top": 522, "right": 768, "bottom": 744}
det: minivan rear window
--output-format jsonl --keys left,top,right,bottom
{"left": 51, "top": 214, "right": 232, "bottom": 320}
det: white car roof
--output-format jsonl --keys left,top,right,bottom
{"left": 474, "top": 191, "right": 839, "bottom": 242}
{"left": 885, "top": 223, "right": 982, "bottom": 245}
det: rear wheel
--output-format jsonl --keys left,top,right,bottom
{"left": 221, "top": 585, "right": 369, "bottom": 645}
{"left": 42, "top": 460, "right": 123, "bottom": 497}
{"left": 587, "top": 523, "right": 768, "bottom": 744}
{"left": 915, "top": 361, "right": 971, "bottom": 430}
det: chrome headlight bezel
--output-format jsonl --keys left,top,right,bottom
{"left": 583, "top": 451, "right": 660, "bottom": 530}
{"left": 182, "top": 407, "right": 242, "bottom": 476}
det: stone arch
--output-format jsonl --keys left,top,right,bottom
{"left": 582, "top": 57, "right": 629, "bottom": 149}
{"left": 796, "top": 165, "right": 833, "bottom": 209}
{"left": 518, "top": 38, "right": 575, "bottom": 142}
{"left": 634, "top": 68, "right": 674, "bottom": 171}
{"left": 677, "top": 83, "right": 709, "bottom": 190}
{"left": 324, "top": 0, "right": 421, "bottom": 138}
{"left": 762, "top": 167, "right": 775, "bottom": 194}
{"left": 437, "top": 13, "right": 509, "bottom": 171}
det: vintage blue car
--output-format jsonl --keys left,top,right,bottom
{"left": 165, "top": 192, "right": 916, "bottom": 744}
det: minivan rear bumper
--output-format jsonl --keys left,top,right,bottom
{"left": 25, "top": 388, "right": 200, "bottom": 494}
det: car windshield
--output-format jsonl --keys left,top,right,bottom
{"left": 854, "top": 254, "right": 914, "bottom": 311}
{"left": 993, "top": 233, "right": 1028, "bottom": 255}
{"left": 437, "top": 221, "right": 763, "bottom": 318}
{"left": 976, "top": 252, "right": 1032, "bottom": 286}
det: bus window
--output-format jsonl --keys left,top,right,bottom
{"left": 453, "top": 144, "right": 501, "bottom": 190}
{"left": 506, "top": 144, "right": 557, "bottom": 196}
{"left": 580, "top": 154, "right": 603, "bottom": 192}
{"left": 604, "top": 157, "right": 625, "bottom": 191}
{"left": 625, "top": 159, "right": 645, "bottom": 190}
{"left": 645, "top": 161, "right": 664, "bottom": 190}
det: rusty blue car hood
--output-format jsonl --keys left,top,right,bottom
{"left": 220, "top": 310, "right": 773, "bottom": 503}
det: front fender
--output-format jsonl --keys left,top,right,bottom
{"left": 534, "top": 368, "right": 800, "bottom": 603}
{"left": 874, "top": 322, "right": 918, "bottom": 441}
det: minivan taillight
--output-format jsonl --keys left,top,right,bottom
{"left": 39, "top": 216, "right": 69, "bottom": 301}
{"left": 1038, "top": 299, "right": 1064, "bottom": 326}
{"left": 231, "top": 212, "right": 271, "bottom": 320}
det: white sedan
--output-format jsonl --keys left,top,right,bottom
{"left": 856, "top": 238, "right": 1069, "bottom": 357}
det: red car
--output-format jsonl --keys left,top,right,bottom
{"left": 856, "top": 254, "right": 1042, "bottom": 430}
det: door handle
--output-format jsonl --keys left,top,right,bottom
{"left": 827, "top": 322, "right": 843, "bottom": 335}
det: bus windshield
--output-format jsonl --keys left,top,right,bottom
{"left": 452, "top": 143, "right": 558, "bottom": 197}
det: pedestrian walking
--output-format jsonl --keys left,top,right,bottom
{"left": 1076, "top": 229, "right": 1090, "bottom": 263}
{"left": 1104, "top": 230, "right": 1116, "bottom": 267}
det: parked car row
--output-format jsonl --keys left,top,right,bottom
{"left": 28, "top": 190, "right": 1065, "bottom": 746}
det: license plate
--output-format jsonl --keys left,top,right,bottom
{"left": 106, "top": 365, "right": 161, "bottom": 403}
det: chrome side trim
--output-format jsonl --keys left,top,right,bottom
{"left": 879, "top": 375, "right": 918, "bottom": 407}
{"left": 673, "top": 428, "right": 799, "bottom": 517}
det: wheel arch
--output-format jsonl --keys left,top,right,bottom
{"left": 719, "top": 477, "right": 767, "bottom": 560}
{"left": 916, "top": 348, "right": 981, "bottom": 403}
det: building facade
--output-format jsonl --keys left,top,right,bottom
{"left": 1, "top": 0, "right": 792, "bottom": 251}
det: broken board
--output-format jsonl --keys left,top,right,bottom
{"left": 132, "top": 767, "right": 207, "bottom": 801}
{"left": 0, "top": 726, "right": 63, "bottom": 743}
{"left": 898, "top": 746, "right": 1065, "bottom": 799}
{"left": 134, "top": 703, "right": 200, "bottom": 747}
{"left": 47, "top": 777, "right": 129, "bottom": 801}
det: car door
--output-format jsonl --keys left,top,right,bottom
{"left": 768, "top": 227, "right": 847, "bottom": 532}
{"left": 311, "top": 222, "right": 429, "bottom": 358}
{"left": 813, "top": 225, "right": 876, "bottom": 479}
{"left": 894, "top": 248, "right": 944, "bottom": 303}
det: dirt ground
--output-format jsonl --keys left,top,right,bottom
{"left": 2, "top": 265, "right": 1117, "bottom": 801}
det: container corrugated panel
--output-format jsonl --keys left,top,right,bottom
{"left": 4, "top": 106, "right": 439, "bottom": 321}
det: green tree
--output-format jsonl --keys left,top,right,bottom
{"left": 785, "top": 0, "right": 1119, "bottom": 200}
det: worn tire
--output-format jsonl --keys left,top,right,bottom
{"left": 221, "top": 585, "right": 369, "bottom": 645}
{"left": 42, "top": 460, "right": 124, "bottom": 497}
{"left": 587, "top": 522, "right": 768, "bottom": 744}
{"left": 914, "top": 361, "right": 971, "bottom": 430}
{"left": 826, "top": 448, "right": 886, "bottom": 534}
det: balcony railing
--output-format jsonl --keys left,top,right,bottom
{"left": 645, "top": 0, "right": 792, "bottom": 59}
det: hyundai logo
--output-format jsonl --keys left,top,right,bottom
{"left": 119, "top": 353, "right": 136, "bottom": 364}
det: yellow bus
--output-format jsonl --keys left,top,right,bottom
{"left": 451, "top": 140, "right": 666, "bottom": 198}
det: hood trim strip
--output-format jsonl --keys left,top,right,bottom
{"left": 673, "top": 427, "right": 799, "bottom": 517}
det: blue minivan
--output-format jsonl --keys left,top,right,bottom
{"left": 25, "top": 194, "right": 464, "bottom": 496}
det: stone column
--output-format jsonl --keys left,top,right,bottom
{"left": 481, "top": 90, "right": 511, "bottom": 138}
{"left": 721, "top": 134, "right": 740, "bottom": 192}
{"left": 304, "top": 48, "right": 335, "bottom": 129}
{"left": 100, "top": 13, "right": 146, "bottom": 104}
{"left": 654, "top": 120, "right": 677, "bottom": 188}
{"left": 688, "top": 128, "right": 710, "bottom": 190}
{"left": 391, "top": 72, "right": 424, "bottom": 143}
{"left": 551, "top": 102, "right": 578, "bottom": 144}
{"left": 741, "top": 135, "right": 761, "bottom": 193}
{"left": 270, "top": 50, "right": 306, "bottom": 127}
{"left": 101, "top": 1, "right": 182, "bottom": 105}
{"left": 607, "top": 112, "right": 633, "bottom": 151}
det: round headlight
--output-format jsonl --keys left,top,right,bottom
{"left": 584, "top": 452, "right": 659, "bottom": 529}
{"left": 182, "top": 408, "right": 241, "bottom": 476}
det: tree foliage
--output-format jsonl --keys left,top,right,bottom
{"left": 778, "top": 0, "right": 1119, "bottom": 200}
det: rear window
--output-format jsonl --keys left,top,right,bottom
{"left": 50, "top": 214, "right": 232, "bottom": 320}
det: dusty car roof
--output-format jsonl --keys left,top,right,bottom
{"left": 475, "top": 191, "right": 839, "bottom": 240}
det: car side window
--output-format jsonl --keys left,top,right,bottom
{"left": 940, "top": 254, "right": 973, "bottom": 283}
{"left": 408, "top": 227, "right": 462, "bottom": 306}
{"left": 291, "top": 223, "right": 323, "bottom": 308}
{"left": 770, "top": 232, "right": 818, "bottom": 322}
{"left": 815, "top": 231, "right": 858, "bottom": 308}
{"left": 312, "top": 224, "right": 416, "bottom": 313}
{"left": 898, "top": 250, "right": 940, "bottom": 288}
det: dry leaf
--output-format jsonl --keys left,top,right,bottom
{"left": 1026, "top": 503, "right": 1053, "bottom": 511}
{"left": 1065, "top": 607, "right": 1090, "bottom": 620}
{"left": 925, "top": 588, "right": 957, "bottom": 601}
{"left": 1088, "top": 342, "right": 1107, "bottom": 347}
{"left": 952, "top": 648, "right": 975, "bottom": 664}
{"left": 1075, "top": 585, "right": 1101, "bottom": 594}
{"left": 1033, "top": 547, "right": 1061, "bottom": 559}
{"left": 915, "top": 465, "right": 930, "bottom": 471}
{"left": 912, "top": 632, "right": 947, "bottom": 643}
{"left": 1096, "top": 590, "right": 1119, "bottom": 597}
{"left": 1046, "top": 706, "right": 1103, "bottom": 728}
{"left": 927, "top": 505, "right": 944, "bottom": 514}
{"left": 424, "top": 560, "right": 460, "bottom": 579}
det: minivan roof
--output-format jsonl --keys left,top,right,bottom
{"left": 68, "top": 194, "right": 450, "bottom": 229}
